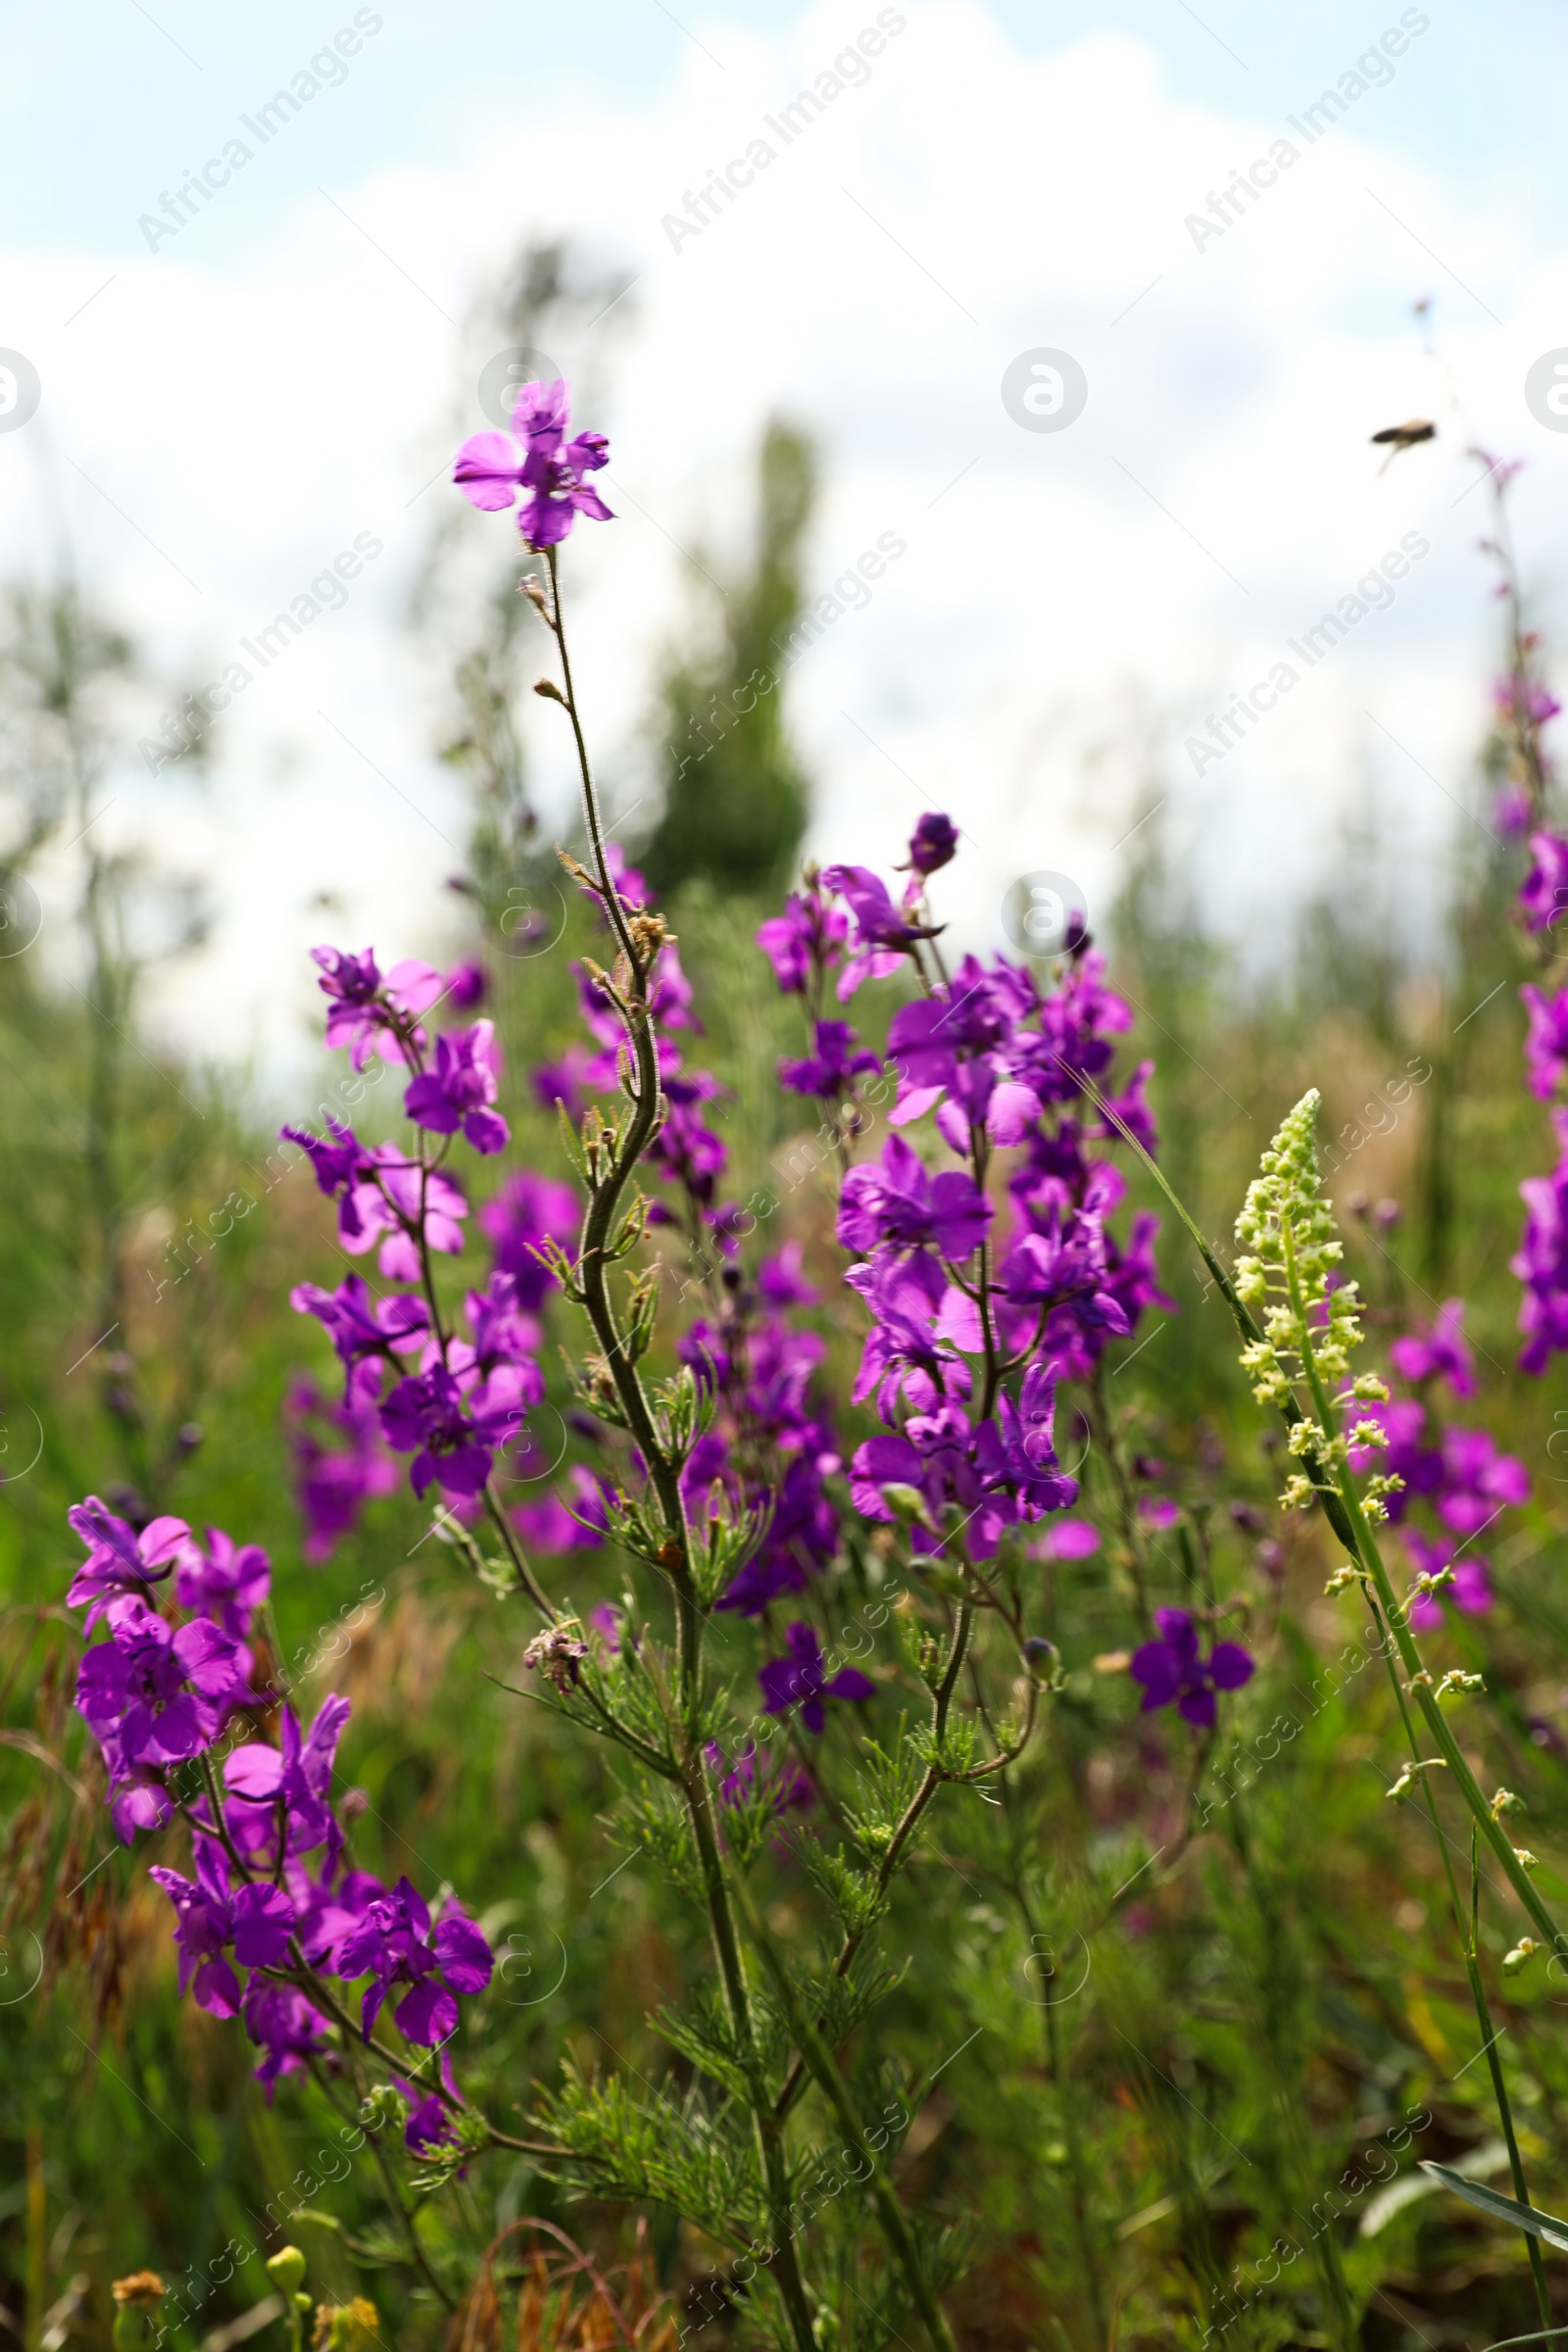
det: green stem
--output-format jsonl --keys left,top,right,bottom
{"left": 543, "top": 554, "right": 818, "bottom": 2352}
{"left": 1465, "top": 1826, "right": 1553, "bottom": 2331}
{"left": 773, "top": 1602, "right": 975, "bottom": 2122}
{"left": 726, "top": 1862, "right": 959, "bottom": 2352}
{"left": 1070, "top": 1060, "right": 1568, "bottom": 1960}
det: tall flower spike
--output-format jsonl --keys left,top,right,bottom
{"left": 1233, "top": 1092, "right": 1383, "bottom": 1509}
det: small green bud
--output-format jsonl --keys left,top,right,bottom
{"left": 361, "top": 2082, "right": 408, "bottom": 2134}
{"left": 1503, "top": 1938, "right": 1541, "bottom": 1975}
{"left": 879, "top": 1482, "right": 936, "bottom": 1533}
{"left": 1023, "top": 1636, "right": 1058, "bottom": 1684}
{"left": 1491, "top": 1788, "right": 1525, "bottom": 1820}
{"left": 267, "top": 2248, "right": 308, "bottom": 2296}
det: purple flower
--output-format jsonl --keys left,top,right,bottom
{"left": 844, "top": 1250, "right": 968, "bottom": 1419}
{"left": 75, "top": 1599, "right": 251, "bottom": 1772}
{"left": 1436, "top": 1427, "right": 1530, "bottom": 1535}
{"left": 149, "top": 1840, "right": 296, "bottom": 2018}
{"left": 1389, "top": 1298, "right": 1477, "bottom": 1397}
{"left": 243, "top": 1979, "right": 333, "bottom": 2096}
{"left": 173, "top": 1528, "right": 271, "bottom": 1646}
{"left": 223, "top": 1694, "right": 353, "bottom": 1866}
{"left": 705, "top": 1738, "right": 814, "bottom": 1819}
{"left": 286, "top": 1379, "right": 399, "bottom": 1563}
{"left": 311, "top": 947, "right": 445, "bottom": 1069}
{"left": 759, "top": 1243, "right": 817, "bottom": 1307}
{"left": 1520, "top": 832, "right": 1568, "bottom": 935}
{"left": 378, "top": 1365, "right": 522, "bottom": 1496}
{"left": 850, "top": 1404, "right": 1014, "bottom": 1561}
{"left": 1495, "top": 675, "right": 1561, "bottom": 727}
{"left": 1031, "top": 1518, "right": 1101, "bottom": 1562}
{"left": 284, "top": 1122, "right": 470, "bottom": 1280}
{"left": 1000, "top": 1209, "right": 1131, "bottom": 1339}
{"left": 1129, "top": 1609, "right": 1253, "bottom": 1729}
{"left": 336, "top": 1876, "right": 494, "bottom": 2044}
{"left": 511, "top": 1465, "right": 611, "bottom": 1554}
{"left": 444, "top": 959, "right": 488, "bottom": 1010}
{"left": 886, "top": 955, "right": 1036, "bottom": 1123}
{"left": 66, "top": 1498, "right": 197, "bottom": 1630}
{"left": 452, "top": 378, "right": 613, "bottom": 549}
{"left": 1515, "top": 1114, "right": 1568, "bottom": 1372}
{"left": 757, "top": 886, "right": 848, "bottom": 995}
{"left": 404, "top": 1020, "right": 510, "bottom": 1154}
{"left": 293, "top": 1858, "right": 387, "bottom": 1975}
{"left": 900, "top": 812, "right": 958, "bottom": 876}
{"left": 291, "top": 1273, "right": 431, "bottom": 1402}
{"left": 311, "top": 945, "right": 383, "bottom": 1066}
{"left": 477, "top": 1170, "right": 579, "bottom": 1311}
{"left": 990, "top": 1361, "right": 1080, "bottom": 1518}
{"left": 403, "top": 2050, "right": 466, "bottom": 2155}
{"left": 819, "top": 864, "right": 941, "bottom": 998}
{"left": 1522, "top": 985, "right": 1568, "bottom": 1102}
{"left": 531, "top": 1045, "right": 595, "bottom": 1120}
{"left": 758, "top": 1623, "right": 874, "bottom": 1735}
{"left": 459, "top": 1269, "right": 545, "bottom": 1394}
{"left": 1494, "top": 784, "right": 1533, "bottom": 838}
{"left": 98, "top": 1733, "right": 176, "bottom": 1843}
{"left": 1403, "top": 1528, "right": 1493, "bottom": 1630}
{"left": 838, "top": 1134, "right": 991, "bottom": 1263}
{"left": 779, "top": 1020, "right": 881, "bottom": 1100}
{"left": 1344, "top": 1397, "right": 1442, "bottom": 1518}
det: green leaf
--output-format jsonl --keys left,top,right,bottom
{"left": 1419, "top": 2160, "right": 1568, "bottom": 2252}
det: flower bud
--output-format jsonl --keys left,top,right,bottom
{"left": 879, "top": 1482, "right": 936, "bottom": 1534}
{"left": 267, "top": 2248, "right": 308, "bottom": 2296}
{"left": 112, "top": 2276, "right": 166, "bottom": 2310}
{"left": 1503, "top": 1938, "right": 1540, "bottom": 1975}
{"left": 111, "top": 2276, "right": 165, "bottom": 2352}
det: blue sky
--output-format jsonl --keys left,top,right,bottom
{"left": 4, "top": 1, "right": 1567, "bottom": 1072}
{"left": 9, "top": 1, "right": 1568, "bottom": 266}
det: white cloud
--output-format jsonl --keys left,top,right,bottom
{"left": 1, "top": 0, "right": 1561, "bottom": 1080}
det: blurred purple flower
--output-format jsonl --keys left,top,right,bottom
{"left": 1520, "top": 832, "right": 1568, "bottom": 935}
{"left": 1521, "top": 984, "right": 1568, "bottom": 1102}
{"left": 173, "top": 1527, "right": 271, "bottom": 1647}
{"left": 1389, "top": 1298, "right": 1477, "bottom": 1397}
{"left": 444, "top": 959, "right": 488, "bottom": 1010}
{"left": 478, "top": 1169, "right": 579, "bottom": 1312}
{"left": 779, "top": 1019, "right": 881, "bottom": 1100}
{"left": 1129, "top": 1609, "right": 1253, "bottom": 1728}
{"left": 758, "top": 1623, "right": 874, "bottom": 1734}
{"left": 757, "top": 883, "right": 850, "bottom": 995}
{"left": 900, "top": 811, "right": 958, "bottom": 876}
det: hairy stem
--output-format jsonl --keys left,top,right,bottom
{"left": 544, "top": 553, "right": 819, "bottom": 2352}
